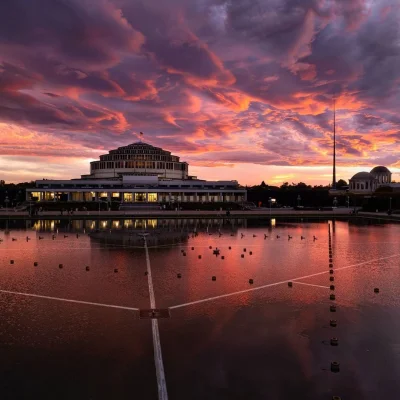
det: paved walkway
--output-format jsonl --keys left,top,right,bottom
{"left": 0, "top": 208, "right": 355, "bottom": 219}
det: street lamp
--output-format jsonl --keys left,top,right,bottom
{"left": 389, "top": 196, "right": 392, "bottom": 211}
{"left": 268, "top": 197, "right": 272, "bottom": 217}
{"left": 297, "top": 195, "right": 301, "bottom": 207}
{"left": 5, "top": 195, "right": 9, "bottom": 212}
{"left": 346, "top": 196, "right": 350, "bottom": 209}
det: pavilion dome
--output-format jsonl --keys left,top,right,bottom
{"left": 350, "top": 172, "right": 374, "bottom": 180}
{"left": 370, "top": 166, "right": 391, "bottom": 174}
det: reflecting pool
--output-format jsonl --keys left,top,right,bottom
{"left": 1, "top": 218, "right": 400, "bottom": 399}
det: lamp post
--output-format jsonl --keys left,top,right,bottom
{"left": 346, "top": 196, "right": 350, "bottom": 209}
{"left": 269, "top": 197, "right": 272, "bottom": 217}
{"left": 389, "top": 196, "right": 392, "bottom": 211}
{"left": 297, "top": 195, "right": 301, "bottom": 207}
{"left": 5, "top": 195, "right": 9, "bottom": 212}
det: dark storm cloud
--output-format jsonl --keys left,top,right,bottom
{"left": 0, "top": 0, "right": 144, "bottom": 68}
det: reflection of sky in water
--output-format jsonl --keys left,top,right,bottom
{"left": 0, "top": 219, "right": 400, "bottom": 399}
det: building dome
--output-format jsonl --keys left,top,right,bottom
{"left": 84, "top": 142, "right": 189, "bottom": 180}
{"left": 370, "top": 165, "right": 391, "bottom": 184}
{"left": 370, "top": 166, "right": 391, "bottom": 174}
{"left": 351, "top": 172, "right": 373, "bottom": 180}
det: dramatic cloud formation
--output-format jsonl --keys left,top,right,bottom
{"left": 0, "top": 0, "right": 399, "bottom": 184}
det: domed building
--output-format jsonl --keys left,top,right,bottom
{"left": 26, "top": 141, "right": 247, "bottom": 206}
{"left": 83, "top": 142, "right": 189, "bottom": 180}
{"left": 349, "top": 166, "right": 392, "bottom": 194}
{"left": 370, "top": 166, "right": 391, "bottom": 184}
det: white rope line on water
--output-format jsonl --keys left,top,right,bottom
{"left": 294, "top": 282, "right": 330, "bottom": 289}
{"left": 143, "top": 238, "right": 168, "bottom": 400}
{"left": 0, "top": 289, "right": 140, "bottom": 311}
{"left": 169, "top": 252, "right": 400, "bottom": 310}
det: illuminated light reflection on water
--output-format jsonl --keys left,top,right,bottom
{"left": 0, "top": 218, "right": 400, "bottom": 400}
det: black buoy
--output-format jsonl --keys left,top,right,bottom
{"left": 249, "top": 251, "right": 252, "bottom": 255}
{"left": 330, "top": 361, "right": 340, "bottom": 373}
{"left": 330, "top": 319, "right": 337, "bottom": 327}
{"left": 374, "top": 288, "right": 379, "bottom": 293}
{"left": 228, "top": 246, "right": 231, "bottom": 250}
{"left": 221, "top": 256, "right": 225, "bottom": 260}
{"left": 330, "top": 337, "right": 339, "bottom": 346}
{"left": 177, "top": 273, "right": 182, "bottom": 278}
{"left": 330, "top": 285, "right": 335, "bottom": 290}
{"left": 288, "top": 281, "right": 293, "bottom": 287}
{"left": 34, "top": 262, "right": 38, "bottom": 266}
{"left": 241, "top": 254, "right": 244, "bottom": 258}
{"left": 329, "top": 269, "right": 334, "bottom": 274}
{"left": 114, "top": 268, "right": 118, "bottom": 273}
{"left": 191, "top": 247, "right": 194, "bottom": 250}
{"left": 330, "top": 294, "right": 336, "bottom": 300}
{"left": 212, "top": 276, "right": 216, "bottom": 281}
{"left": 59, "top": 264, "right": 63, "bottom": 269}
{"left": 249, "top": 279, "right": 254, "bottom": 284}
{"left": 330, "top": 305, "right": 337, "bottom": 312}
{"left": 198, "top": 255, "right": 202, "bottom": 259}
{"left": 330, "top": 276, "right": 335, "bottom": 282}
{"left": 183, "top": 252, "right": 186, "bottom": 256}
{"left": 10, "top": 260, "right": 14, "bottom": 264}
{"left": 329, "top": 263, "right": 333, "bottom": 268}
{"left": 243, "top": 248, "right": 246, "bottom": 252}
{"left": 86, "top": 266, "right": 90, "bottom": 271}
{"left": 209, "top": 246, "right": 212, "bottom": 249}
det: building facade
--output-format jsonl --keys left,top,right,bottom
{"left": 348, "top": 166, "right": 392, "bottom": 194}
{"left": 26, "top": 142, "right": 247, "bottom": 205}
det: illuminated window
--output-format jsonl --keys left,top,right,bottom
{"left": 124, "top": 193, "right": 133, "bottom": 202}
{"left": 30, "top": 192, "right": 41, "bottom": 201}
{"left": 147, "top": 193, "right": 158, "bottom": 202}
{"left": 112, "top": 192, "right": 120, "bottom": 198}
{"left": 83, "top": 192, "right": 92, "bottom": 201}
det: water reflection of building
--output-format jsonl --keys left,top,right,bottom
{"left": 28, "top": 218, "right": 246, "bottom": 234}
{"left": 26, "top": 142, "right": 246, "bottom": 206}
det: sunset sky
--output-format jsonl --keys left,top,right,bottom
{"left": 0, "top": 0, "right": 399, "bottom": 185}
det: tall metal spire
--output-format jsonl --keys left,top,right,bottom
{"left": 332, "top": 98, "right": 336, "bottom": 189}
